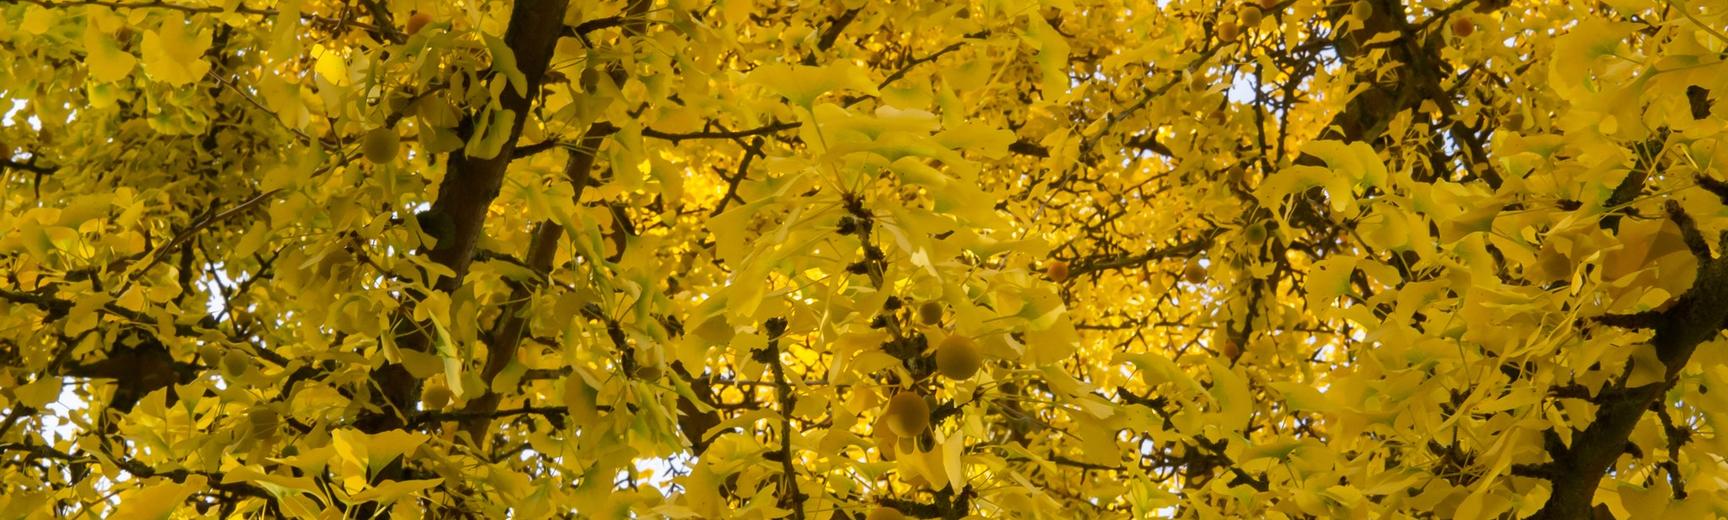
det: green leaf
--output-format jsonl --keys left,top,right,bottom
{"left": 1548, "top": 19, "right": 1638, "bottom": 100}
{"left": 464, "top": 107, "right": 517, "bottom": 160}
{"left": 483, "top": 35, "right": 528, "bottom": 98}
{"left": 427, "top": 314, "right": 465, "bottom": 397}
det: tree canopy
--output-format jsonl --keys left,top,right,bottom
{"left": 2, "top": 0, "right": 1728, "bottom": 518}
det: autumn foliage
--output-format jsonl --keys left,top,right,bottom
{"left": 3, "top": 0, "right": 1728, "bottom": 518}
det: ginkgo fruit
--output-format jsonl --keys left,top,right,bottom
{"left": 1451, "top": 17, "right": 1474, "bottom": 37}
{"left": 1045, "top": 260, "right": 1069, "bottom": 282}
{"left": 1350, "top": 0, "right": 1373, "bottom": 21}
{"left": 1239, "top": 5, "right": 1263, "bottom": 26}
{"left": 221, "top": 349, "right": 251, "bottom": 378}
{"left": 406, "top": 11, "right": 434, "bottom": 36}
{"left": 936, "top": 334, "right": 983, "bottom": 380}
{"left": 884, "top": 391, "right": 930, "bottom": 436}
{"left": 247, "top": 407, "right": 278, "bottom": 436}
{"left": 1244, "top": 221, "right": 1268, "bottom": 244}
{"left": 918, "top": 301, "right": 944, "bottom": 325}
{"left": 1183, "top": 259, "right": 1207, "bottom": 284}
{"left": 421, "top": 381, "right": 453, "bottom": 410}
{"left": 1220, "top": 339, "right": 1241, "bottom": 360}
{"left": 362, "top": 128, "right": 400, "bottom": 164}
{"left": 866, "top": 507, "right": 907, "bottom": 520}
{"left": 1217, "top": 19, "right": 1240, "bottom": 42}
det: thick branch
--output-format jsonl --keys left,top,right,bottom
{"left": 562, "top": 17, "right": 626, "bottom": 39}
{"left": 815, "top": 8, "right": 861, "bottom": 53}
{"left": 457, "top": 132, "right": 603, "bottom": 442}
{"left": 363, "top": 0, "right": 572, "bottom": 437}
{"left": 1532, "top": 205, "right": 1728, "bottom": 519}
{"left": 1007, "top": 140, "right": 1050, "bottom": 158}
{"left": 1664, "top": 200, "right": 1711, "bottom": 259}
{"left": 1697, "top": 174, "right": 1728, "bottom": 206}
{"left": 509, "top": 139, "right": 565, "bottom": 161}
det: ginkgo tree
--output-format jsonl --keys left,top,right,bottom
{"left": 2, "top": 0, "right": 1727, "bottom": 518}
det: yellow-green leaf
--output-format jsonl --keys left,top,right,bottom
{"left": 83, "top": 26, "right": 136, "bottom": 83}
{"left": 113, "top": 475, "right": 206, "bottom": 520}
{"left": 139, "top": 13, "right": 212, "bottom": 86}
{"left": 15, "top": 377, "right": 61, "bottom": 408}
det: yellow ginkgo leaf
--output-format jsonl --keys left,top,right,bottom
{"left": 83, "top": 26, "right": 136, "bottom": 83}
{"left": 312, "top": 44, "right": 352, "bottom": 88}
{"left": 1205, "top": 359, "right": 1252, "bottom": 435}
{"left": 346, "top": 478, "right": 444, "bottom": 505}
{"left": 139, "top": 13, "right": 211, "bottom": 86}
{"left": 20, "top": 5, "right": 56, "bottom": 35}
{"left": 15, "top": 377, "right": 61, "bottom": 408}
{"left": 1306, "top": 256, "right": 1358, "bottom": 311}
{"left": 748, "top": 63, "right": 878, "bottom": 107}
{"left": 113, "top": 475, "right": 206, "bottom": 520}
{"left": 1024, "top": 14, "right": 1070, "bottom": 98}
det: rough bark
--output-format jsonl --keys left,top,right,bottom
{"left": 360, "top": 0, "right": 570, "bottom": 436}
{"left": 1530, "top": 205, "right": 1728, "bottom": 519}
